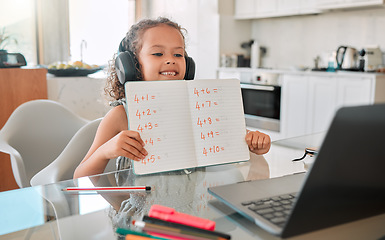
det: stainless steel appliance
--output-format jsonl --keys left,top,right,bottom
{"left": 335, "top": 46, "right": 361, "bottom": 71}
{"left": 240, "top": 72, "right": 281, "bottom": 132}
{"left": 361, "top": 46, "right": 383, "bottom": 72}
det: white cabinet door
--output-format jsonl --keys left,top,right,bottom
{"left": 255, "top": 0, "right": 278, "bottom": 14}
{"left": 316, "top": 0, "right": 345, "bottom": 7}
{"left": 306, "top": 76, "right": 338, "bottom": 134}
{"left": 235, "top": 0, "right": 256, "bottom": 18}
{"left": 316, "top": 0, "right": 384, "bottom": 9}
{"left": 278, "top": 0, "right": 301, "bottom": 12}
{"left": 281, "top": 74, "right": 309, "bottom": 138}
{"left": 336, "top": 77, "right": 374, "bottom": 108}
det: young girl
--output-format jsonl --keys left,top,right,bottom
{"left": 73, "top": 17, "right": 271, "bottom": 179}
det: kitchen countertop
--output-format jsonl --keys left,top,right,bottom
{"left": 218, "top": 67, "right": 385, "bottom": 78}
{"left": 46, "top": 71, "right": 111, "bottom": 120}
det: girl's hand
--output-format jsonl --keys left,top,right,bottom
{"left": 98, "top": 130, "right": 148, "bottom": 161}
{"left": 245, "top": 130, "right": 271, "bottom": 155}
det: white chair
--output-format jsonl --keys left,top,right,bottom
{"left": 0, "top": 100, "right": 89, "bottom": 188}
{"left": 30, "top": 118, "right": 103, "bottom": 186}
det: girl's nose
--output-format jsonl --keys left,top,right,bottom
{"left": 166, "top": 60, "right": 175, "bottom": 65}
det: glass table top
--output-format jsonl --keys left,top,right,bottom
{"left": 1, "top": 132, "right": 384, "bottom": 240}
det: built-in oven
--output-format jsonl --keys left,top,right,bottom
{"left": 240, "top": 72, "right": 281, "bottom": 132}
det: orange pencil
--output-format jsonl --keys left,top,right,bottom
{"left": 126, "top": 233, "right": 157, "bottom": 240}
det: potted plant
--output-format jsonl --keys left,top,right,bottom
{"left": 0, "top": 27, "right": 18, "bottom": 51}
{"left": 0, "top": 27, "right": 18, "bottom": 64}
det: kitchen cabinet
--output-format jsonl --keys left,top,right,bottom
{"left": 0, "top": 68, "right": 48, "bottom": 192}
{"left": 235, "top": 0, "right": 255, "bottom": 19}
{"left": 217, "top": 68, "right": 385, "bottom": 140}
{"left": 281, "top": 73, "right": 376, "bottom": 139}
{"left": 280, "top": 74, "right": 308, "bottom": 138}
{"left": 336, "top": 77, "right": 373, "bottom": 108}
{"left": 47, "top": 74, "right": 110, "bottom": 120}
{"left": 255, "top": 0, "right": 277, "bottom": 15}
{"left": 234, "top": 0, "right": 320, "bottom": 19}
{"left": 316, "top": 0, "right": 384, "bottom": 9}
{"left": 306, "top": 76, "right": 338, "bottom": 134}
{"left": 235, "top": 0, "right": 383, "bottom": 19}
{"left": 280, "top": 74, "right": 339, "bottom": 138}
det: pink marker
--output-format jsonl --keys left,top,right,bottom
{"left": 149, "top": 204, "right": 216, "bottom": 231}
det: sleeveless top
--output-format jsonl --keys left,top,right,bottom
{"left": 110, "top": 99, "right": 132, "bottom": 171}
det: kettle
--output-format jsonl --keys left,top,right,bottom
{"left": 336, "top": 46, "right": 358, "bottom": 70}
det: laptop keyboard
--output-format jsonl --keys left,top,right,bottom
{"left": 241, "top": 193, "right": 297, "bottom": 228}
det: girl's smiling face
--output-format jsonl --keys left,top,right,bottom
{"left": 137, "top": 24, "right": 186, "bottom": 81}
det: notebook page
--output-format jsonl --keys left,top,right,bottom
{"left": 187, "top": 79, "right": 250, "bottom": 167}
{"left": 125, "top": 80, "right": 197, "bottom": 175}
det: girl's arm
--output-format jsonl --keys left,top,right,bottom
{"left": 245, "top": 130, "right": 271, "bottom": 155}
{"left": 73, "top": 105, "right": 147, "bottom": 179}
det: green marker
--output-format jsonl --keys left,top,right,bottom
{"left": 116, "top": 228, "right": 169, "bottom": 240}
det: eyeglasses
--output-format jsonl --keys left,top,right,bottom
{"left": 292, "top": 147, "right": 318, "bottom": 162}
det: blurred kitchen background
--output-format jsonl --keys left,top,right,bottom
{"left": 2, "top": 0, "right": 385, "bottom": 76}
{"left": 1, "top": 0, "right": 385, "bottom": 141}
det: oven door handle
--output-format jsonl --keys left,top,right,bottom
{"left": 240, "top": 84, "right": 275, "bottom": 91}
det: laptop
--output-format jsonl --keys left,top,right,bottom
{"left": 208, "top": 104, "right": 385, "bottom": 238}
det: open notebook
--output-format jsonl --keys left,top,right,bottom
{"left": 125, "top": 79, "right": 250, "bottom": 175}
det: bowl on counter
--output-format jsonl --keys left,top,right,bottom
{"left": 46, "top": 61, "right": 104, "bottom": 77}
{"left": 47, "top": 67, "right": 103, "bottom": 77}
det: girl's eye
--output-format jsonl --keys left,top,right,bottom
{"left": 152, "top": 53, "right": 163, "bottom": 56}
{"left": 174, "top": 54, "right": 183, "bottom": 57}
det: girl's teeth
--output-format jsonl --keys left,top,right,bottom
{"left": 161, "top": 72, "right": 176, "bottom": 76}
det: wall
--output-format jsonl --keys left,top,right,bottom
{"left": 0, "top": 0, "right": 38, "bottom": 65}
{"left": 219, "top": 0, "right": 252, "bottom": 57}
{"left": 250, "top": 7, "right": 385, "bottom": 69}
{"left": 140, "top": 0, "right": 220, "bottom": 79}
{"left": 69, "top": 0, "right": 134, "bottom": 66}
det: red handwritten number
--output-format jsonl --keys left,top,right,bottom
{"left": 194, "top": 88, "right": 200, "bottom": 97}
{"left": 215, "top": 146, "right": 220, "bottom": 152}
{"left": 134, "top": 95, "right": 139, "bottom": 103}
{"left": 196, "top": 102, "right": 201, "bottom": 110}
{"left": 203, "top": 148, "right": 208, "bottom": 156}
{"left": 197, "top": 118, "right": 203, "bottom": 127}
{"left": 136, "top": 110, "right": 141, "bottom": 119}
{"left": 201, "top": 132, "right": 206, "bottom": 140}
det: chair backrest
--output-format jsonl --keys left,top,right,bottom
{"left": 30, "top": 118, "right": 103, "bottom": 186}
{"left": 0, "top": 100, "right": 88, "bottom": 188}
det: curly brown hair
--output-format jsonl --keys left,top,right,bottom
{"left": 104, "top": 17, "right": 187, "bottom": 101}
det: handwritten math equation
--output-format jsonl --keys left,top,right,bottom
{"left": 130, "top": 85, "right": 226, "bottom": 166}
{"left": 192, "top": 87, "right": 225, "bottom": 158}
{"left": 131, "top": 94, "right": 162, "bottom": 165}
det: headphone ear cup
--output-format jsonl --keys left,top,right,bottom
{"left": 184, "top": 56, "right": 195, "bottom": 80}
{"left": 115, "top": 51, "right": 139, "bottom": 84}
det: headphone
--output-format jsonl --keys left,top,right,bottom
{"left": 115, "top": 38, "right": 195, "bottom": 85}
